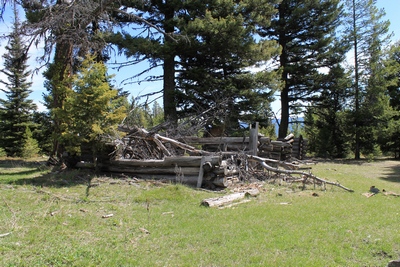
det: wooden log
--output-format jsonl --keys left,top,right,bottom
{"left": 197, "top": 156, "right": 214, "bottom": 188}
{"left": 201, "top": 189, "right": 260, "bottom": 207}
{"left": 110, "top": 156, "right": 220, "bottom": 167}
{"left": 155, "top": 134, "right": 206, "bottom": 154}
{"left": 212, "top": 176, "right": 228, "bottom": 187}
{"left": 249, "top": 122, "right": 259, "bottom": 156}
{"left": 105, "top": 166, "right": 200, "bottom": 175}
{"left": 180, "top": 136, "right": 270, "bottom": 145}
{"left": 130, "top": 174, "right": 199, "bottom": 185}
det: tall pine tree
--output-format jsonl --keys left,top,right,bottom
{"left": 176, "top": 0, "right": 281, "bottom": 134}
{"left": 260, "top": 0, "right": 344, "bottom": 138}
{"left": 343, "top": 0, "right": 392, "bottom": 158}
{"left": 0, "top": 4, "right": 37, "bottom": 157}
{"left": 109, "top": 0, "right": 281, "bottom": 132}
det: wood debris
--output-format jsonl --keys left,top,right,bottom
{"left": 201, "top": 188, "right": 260, "bottom": 208}
{"left": 139, "top": 227, "right": 150, "bottom": 234}
{"left": 72, "top": 123, "right": 354, "bottom": 193}
{"left": 0, "top": 232, "right": 12, "bottom": 238}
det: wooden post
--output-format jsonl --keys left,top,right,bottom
{"left": 249, "top": 122, "right": 259, "bottom": 156}
{"left": 197, "top": 156, "right": 213, "bottom": 188}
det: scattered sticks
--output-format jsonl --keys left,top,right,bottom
{"left": 247, "top": 155, "right": 354, "bottom": 192}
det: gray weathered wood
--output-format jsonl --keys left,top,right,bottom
{"left": 248, "top": 122, "right": 259, "bottom": 156}
{"left": 197, "top": 156, "right": 213, "bottom": 188}
{"left": 201, "top": 189, "right": 260, "bottom": 207}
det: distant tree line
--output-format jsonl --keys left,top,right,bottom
{"left": 0, "top": 0, "right": 398, "bottom": 161}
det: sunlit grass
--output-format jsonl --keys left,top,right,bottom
{"left": 0, "top": 158, "right": 399, "bottom": 266}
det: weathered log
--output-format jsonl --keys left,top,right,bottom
{"left": 197, "top": 156, "right": 214, "bottom": 188}
{"left": 110, "top": 156, "right": 219, "bottom": 167}
{"left": 105, "top": 166, "right": 201, "bottom": 175}
{"left": 180, "top": 136, "right": 270, "bottom": 145}
{"left": 201, "top": 189, "right": 260, "bottom": 207}
{"left": 212, "top": 176, "right": 228, "bottom": 187}
{"left": 247, "top": 155, "right": 354, "bottom": 192}
{"left": 155, "top": 134, "right": 206, "bottom": 154}
{"left": 127, "top": 174, "right": 199, "bottom": 185}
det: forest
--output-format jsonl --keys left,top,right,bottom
{"left": 0, "top": 0, "right": 399, "bottom": 162}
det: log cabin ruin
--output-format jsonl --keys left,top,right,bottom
{"left": 74, "top": 122, "right": 353, "bottom": 193}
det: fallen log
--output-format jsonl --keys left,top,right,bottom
{"left": 110, "top": 156, "right": 220, "bottom": 167}
{"left": 201, "top": 188, "right": 260, "bottom": 207}
{"left": 105, "top": 166, "right": 201, "bottom": 175}
{"left": 247, "top": 155, "right": 354, "bottom": 192}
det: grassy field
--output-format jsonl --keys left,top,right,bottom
{"left": 1, "top": 158, "right": 400, "bottom": 266}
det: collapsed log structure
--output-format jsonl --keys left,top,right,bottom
{"left": 79, "top": 122, "right": 353, "bottom": 192}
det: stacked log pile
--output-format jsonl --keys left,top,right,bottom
{"left": 101, "top": 125, "right": 242, "bottom": 188}
{"left": 81, "top": 123, "right": 353, "bottom": 192}
{"left": 100, "top": 126, "right": 305, "bottom": 186}
{"left": 288, "top": 135, "right": 307, "bottom": 160}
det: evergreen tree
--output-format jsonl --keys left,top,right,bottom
{"left": 260, "top": 0, "right": 345, "bottom": 138}
{"left": 304, "top": 64, "right": 353, "bottom": 158}
{"left": 32, "top": 111, "right": 53, "bottom": 155}
{"left": 63, "top": 54, "right": 126, "bottom": 164}
{"left": 380, "top": 42, "right": 400, "bottom": 157}
{"left": 343, "top": 0, "right": 392, "bottom": 158}
{"left": 21, "top": 126, "right": 40, "bottom": 158}
{"left": 176, "top": 0, "right": 281, "bottom": 135}
{"left": 108, "top": 0, "right": 185, "bottom": 125}
{"left": 109, "top": 0, "right": 281, "bottom": 131}
{"left": 0, "top": 4, "right": 37, "bottom": 157}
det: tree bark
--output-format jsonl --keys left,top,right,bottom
{"left": 163, "top": 2, "right": 177, "bottom": 125}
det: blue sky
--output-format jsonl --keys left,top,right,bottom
{"left": 0, "top": 0, "right": 399, "bottom": 113}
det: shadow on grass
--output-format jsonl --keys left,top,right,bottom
{"left": 0, "top": 159, "right": 47, "bottom": 169}
{"left": 0, "top": 168, "right": 42, "bottom": 176}
{"left": 11, "top": 170, "right": 97, "bottom": 188}
{"left": 379, "top": 161, "right": 400, "bottom": 183}
{"left": 0, "top": 158, "right": 102, "bottom": 188}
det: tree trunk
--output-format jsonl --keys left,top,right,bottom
{"left": 49, "top": 40, "right": 73, "bottom": 160}
{"left": 278, "top": 8, "right": 289, "bottom": 139}
{"left": 163, "top": 2, "right": 177, "bottom": 125}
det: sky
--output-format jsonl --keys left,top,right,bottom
{"left": 0, "top": 0, "right": 399, "bottom": 113}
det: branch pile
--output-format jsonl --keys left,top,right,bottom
{"left": 100, "top": 125, "right": 354, "bottom": 193}
{"left": 114, "top": 125, "right": 208, "bottom": 160}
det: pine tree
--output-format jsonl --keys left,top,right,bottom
{"left": 21, "top": 126, "right": 40, "bottom": 158}
{"left": 108, "top": 0, "right": 185, "bottom": 125}
{"left": 176, "top": 0, "right": 281, "bottom": 134}
{"left": 109, "top": 0, "right": 281, "bottom": 131}
{"left": 63, "top": 54, "right": 126, "bottom": 164}
{"left": 379, "top": 42, "right": 400, "bottom": 157}
{"left": 260, "top": 0, "right": 345, "bottom": 138}
{"left": 0, "top": 4, "right": 37, "bottom": 157}
{"left": 343, "top": 0, "right": 392, "bottom": 158}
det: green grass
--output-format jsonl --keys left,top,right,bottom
{"left": 1, "top": 158, "right": 400, "bottom": 266}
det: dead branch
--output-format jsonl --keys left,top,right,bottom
{"left": 0, "top": 232, "right": 11, "bottom": 238}
{"left": 247, "top": 155, "right": 354, "bottom": 192}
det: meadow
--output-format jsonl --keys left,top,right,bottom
{"left": 1, "top": 158, "right": 400, "bottom": 266}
